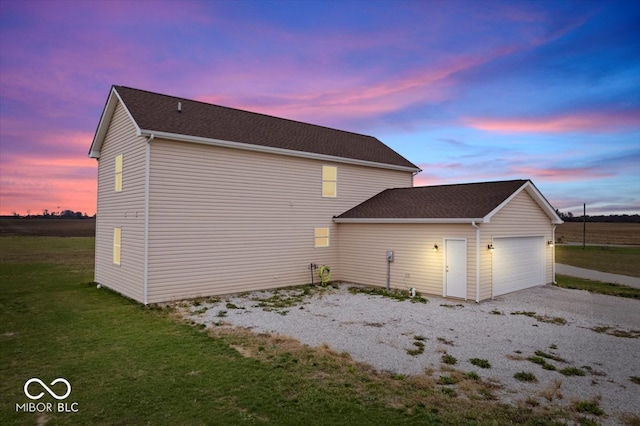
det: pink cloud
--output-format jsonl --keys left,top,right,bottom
{"left": 0, "top": 155, "right": 96, "bottom": 216}
{"left": 412, "top": 155, "right": 615, "bottom": 189}
{"left": 412, "top": 161, "right": 507, "bottom": 187}
{"left": 197, "top": 46, "right": 517, "bottom": 126}
{"left": 463, "top": 110, "right": 640, "bottom": 134}
{"left": 509, "top": 166, "right": 614, "bottom": 182}
{"left": 0, "top": 127, "right": 97, "bottom": 215}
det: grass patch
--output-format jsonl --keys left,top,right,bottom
{"left": 469, "top": 358, "right": 491, "bottom": 369}
{"left": 0, "top": 236, "right": 590, "bottom": 425}
{"left": 555, "top": 244, "right": 640, "bottom": 278}
{"left": 556, "top": 275, "right": 640, "bottom": 300}
{"left": 440, "top": 303, "right": 463, "bottom": 308}
{"left": 559, "top": 367, "right": 586, "bottom": 377}
{"left": 527, "top": 356, "right": 557, "bottom": 371}
{"left": 514, "top": 371, "right": 538, "bottom": 383}
{"left": 534, "top": 350, "right": 566, "bottom": 363}
{"left": 406, "top": 336, "right": 426, "bottom": 356}
{"left": 573, "top": 400, "right": 604, "bottom": 416}
{"left": 589, "top": 325, "right": 640, "bottom": 338}
{"left": 250, "top": 285, "right": 317, "bottom": 314}
{"left": 438, "top": 376, "right": 458, "bottom": 385}
{"left": 225, "top": 302, "right": 244, "bottom": 309}
{"left": 437, "top": 336, "right": 455, "bottom": 346}
{"left": 464, "top": 371, "right": 480, "bottom": 381}
{"left": 440, "top": 387, "right": 457, "bottom": 397}
{"left": 441, "top": 354, "right": 457, "bottom": 365}
{"left": 348, "top": 286, "right": 428, "bottom": 303}
{"left": 511, "top": 311, "right": 567, "bottom": 325}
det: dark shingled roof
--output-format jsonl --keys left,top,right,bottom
{"left": 335, "top": 180, "right": 530, "bottom": 220}
{"left": 113, "top": 86, "right": 418, "bottom": 170}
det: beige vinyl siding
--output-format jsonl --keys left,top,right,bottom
{"left": 337, "top": 223, "right": 477, "bottom": 299}
{"left": 94, "top": 101, "right": 146, "bottom": 302}
{"left": 479, "top": 190, "right": 555, "bottom": 300}
{"left": 146, "top": 139, "right": 412, "bottom": 303}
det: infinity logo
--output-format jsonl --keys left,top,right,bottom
{"left": 24, "top": 378, "right": 72, "bottom": 400}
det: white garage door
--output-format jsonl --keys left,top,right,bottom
{"left": 492, "top": 236, "right": 545, "bottom": 296}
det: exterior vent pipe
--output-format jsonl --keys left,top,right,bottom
{"left": 177, "top": 102, "right": 182, "bottom": 113}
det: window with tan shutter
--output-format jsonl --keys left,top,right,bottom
{"left": 322, "top": 165, "right": 337, "bottom": 197}
{"left": 113, "top": 228, "right": 122, "bottom": 265}
{"left": 314, "top": 227, "right": 329, "bottom": 247}
{"left": 115, "top": 154, "right": 123, "bottom": 192}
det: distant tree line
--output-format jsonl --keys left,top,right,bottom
{"left": 555, "top": 210, "right": 640, "bottom": 223}
{"left": 9, "top": 209, "right": 95, "bottom": 219}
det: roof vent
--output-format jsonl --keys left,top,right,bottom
{"left": 177, "top": 102, "right": 182, "bottom": 113}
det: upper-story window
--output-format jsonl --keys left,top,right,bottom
{"left": 322, "top": 165, "right": 337, "bottom": 198}
{"left": 114, "top": 154, "right": 123, "bottom": 192}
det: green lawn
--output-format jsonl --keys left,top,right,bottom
{"left": 555, "top": 245, "right": 640, "bottom": 278}
{"left": 555, "top": 275, "right": 640, "bottom": 299}
{"left": 1, "top": 237, "right": 577, "bottom": 424}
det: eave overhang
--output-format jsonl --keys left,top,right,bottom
{"left": 333, "top": 217, "right": 486, "bottom": 224}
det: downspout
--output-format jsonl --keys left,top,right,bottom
{"left": 551, "top": 225, "right": 557, "bottom": 284}
{"left": 471, "top": 221, "right": 480, "bottom": 303}
{"left": 143, "top": 134, "right": 153, "bottom": 305}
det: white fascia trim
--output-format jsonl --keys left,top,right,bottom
{"left": 483, "top": 181, "right": 564, "bottom": 224}
{"left": 88, "top": 87, "right": 141, "bottom": 159}
{"left": 139, "top": 129, "right": 421, "bottom": 173}
{"left": 333, "top": 217, "right": 485, "bottom": 224}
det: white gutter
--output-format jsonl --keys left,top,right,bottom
{"left": 471, "top": 221, "right": 481, "bottom": 303}
{"left": 142, "top": 134, "right": 153, "bottom": 305}
{"left": 333, "top": 217, "right": 485, "bottom": 224}
{"left": 138, "top": 129, "right": 421, "bottom": 174}
{"left": 551, "top": 225, "right": 557, "bottom": 284}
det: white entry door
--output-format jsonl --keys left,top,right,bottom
{"left": 445, "top": 239, "right": 467, "bottom": 299}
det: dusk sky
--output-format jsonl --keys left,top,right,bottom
{"left": 1, "top": 0, "right": 639, "bottom": 217}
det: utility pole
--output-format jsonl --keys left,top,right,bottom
{"left": 582, "top": 203, "right": 586, "bottom": 249}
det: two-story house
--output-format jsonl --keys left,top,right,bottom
{"left": 89, "top": 86, "right": 561, "bottom": 304}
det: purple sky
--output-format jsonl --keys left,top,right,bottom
{"left": 1, "top": 0, "right": 639, "bottom": 216}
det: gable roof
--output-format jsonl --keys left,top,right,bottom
{"left": 89, "top": 86, "right": 419, "bottom": 172}
{"left": 334, "top": 179, "right": 563, "bottom": 224}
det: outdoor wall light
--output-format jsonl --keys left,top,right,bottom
{"left": 433, "top": 243, "right": 439, "bottom": 251}
{"left": 547, "top": 240, "right": 554, "bottom": 247}
{"left": 487, "top": 243, "right": 495, "bottom": 253}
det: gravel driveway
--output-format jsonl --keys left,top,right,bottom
{"left": 179, "top": 284, "right": 640, "bottom": 423}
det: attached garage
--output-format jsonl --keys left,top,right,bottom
{"left": 335, "top": 180, "right": 563, "bottom": 302}
{"left": 492, "top": 236, "right": 545, "bottom": 296}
